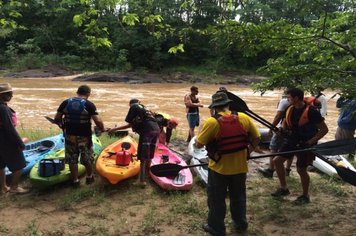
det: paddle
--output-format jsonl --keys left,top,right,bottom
{"left": 44, "top": 116, "right": 57, "bottom": 124}
{"left": 150, "top": 139, "right": 356, "bottom": 183}
{"left": 248, "top": 138, "right": 356, "bottom": 159}
{"left": 313, "top": 152, "right": 356, "bottom": 186}
{"left": 226, "top": 91, "right": 278, "bottom": 131}
{"left": 44, "top": 116, "right": 128, "bottom": 137}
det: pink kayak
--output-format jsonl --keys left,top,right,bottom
{"left": 150, "top": 143, "right": 193, "bottom": 190}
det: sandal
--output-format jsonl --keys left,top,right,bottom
{"left": 9, "top": 186, "right": 30, "bottom": 194}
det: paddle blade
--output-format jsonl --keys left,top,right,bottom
{"left": 44, "top": 116, "right": 56, "bottom": 124}
{"left": 226, "top": 91, "right": 248, "bottom": 112}
{"left": 315, "top": 138, "right": 356, "bottom": 155}
{"left": 150, "top": 163, "right": 182, "bottom": 177}
{"left": 314, "top": 152, "right": 356, "bottom": 186}
{"left": 336, "top": 166, "right": 356, "bottom": 186}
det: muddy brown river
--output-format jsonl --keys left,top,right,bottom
{"left": 0, "top": 75, "right": 340, "bottom": 141}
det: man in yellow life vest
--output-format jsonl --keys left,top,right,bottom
{"left": 271, "top": 88, "right": 328, "bottom": 204}
{"left": 195, "top": 92, "right": 261, "bottom": 235}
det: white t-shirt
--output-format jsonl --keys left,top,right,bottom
{"left": 276, "top": 98, "right": 290, "bottom": 127}
{"left": 317, "top": 94, "right": 327, "bottom": 117}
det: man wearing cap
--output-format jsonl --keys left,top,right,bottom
{"left": 184, "top": 86, "right": 204, "bottom": 142}
{"left": 108, "top": 98, "right": 160, "bottom": 187}
{"left": 54, "top": 85, "right": 105, "bottom": 187}
{"left": 195, "top": 92, "right": 261, "bottom": 235}
{"left": 0, "top": 83, "right": 28, "bottom": 194}
{"left": 154, "top": 112, "right": 178, "bottom": 145}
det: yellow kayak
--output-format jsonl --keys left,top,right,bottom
{"left": 96, "top": 135, "right": 140, "bottom": 184}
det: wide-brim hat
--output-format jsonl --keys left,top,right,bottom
{"left": 209, "top": 92, "right": 232, "bottom": 108}
{"left": 0, "top": 83, "right": 12, "bottom": 94}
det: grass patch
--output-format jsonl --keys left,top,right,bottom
{"left": 58, "top": 187, "right": 104, "bottom": 210}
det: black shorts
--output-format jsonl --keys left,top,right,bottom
{"left": 279, "top": 142, "right": 315, "bottom": 168}
{"left": 0, "top": 148, "right": 26, "bottom": 172}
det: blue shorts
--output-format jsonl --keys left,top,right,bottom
{"left": 269, "top": 133, "right": 286, "bottom": 152}
{"left": 186, "top": 113, "right": 200, "bottom": 129}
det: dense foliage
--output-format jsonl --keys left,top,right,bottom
{"left": 0, "top": 0, "right": 355, "bottom": 97}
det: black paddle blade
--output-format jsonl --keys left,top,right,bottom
{"left": 336, "top": 166, "right": 356, "bottom": 186}
{"left": 44, "top": 116, "right": 56, "bottom": 124}
{"left": 150, "top": 163, "right": 183, "bottom": 177}
{"left": 314, "top": 152, "right": 356, "bottom": 186}
{"left": 314, "top": 138, "right": 356, "bottom": 156}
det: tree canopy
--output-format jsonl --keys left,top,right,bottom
{"left": 0, "top": 0, "right": 355, "bottom": 98}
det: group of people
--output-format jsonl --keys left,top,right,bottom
{"left": 188, "top": 86, "right": 355, "bottom": 235}
{"left": 0, "top": 83, "right": 179, "bottom": 191}
{"left": 1, "top": 82, "right": 355, "bottom": 236}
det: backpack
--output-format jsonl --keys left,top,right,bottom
{"left": 304, "top": 96, "right": 322, "bottom": 110}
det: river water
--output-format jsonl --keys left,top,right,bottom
{"left": 0, "top": 75, "right": 340, "bottom": 141}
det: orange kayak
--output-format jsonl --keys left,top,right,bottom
{"left": 96, "top": 135, "right": 140, "bottom": 184}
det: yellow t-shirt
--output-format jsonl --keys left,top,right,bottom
{"left": 196, "top": 111, "right": 260, "bottom": 175}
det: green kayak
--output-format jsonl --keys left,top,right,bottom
{"left": 29, "top": 135, "right": 102, "bottom": 188}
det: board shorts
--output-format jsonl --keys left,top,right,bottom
{"left": 137, "top": 130, "right": 159, "bottom": 161}
{"left": 0, "top": 148, "right": 26, "bottom": 172}
{"left": 269, "top": 133, "right": 286, "bottom": 152}
{"left": 65, "top": 135, "right": 93, "bottom": 165}
{"left": 186, "top": 112, "right": 199, "bottom": 129}
{"left": 278, "top": 141, "right": 315, "bottom": 168}
{"left": 335, "top": 127, "right": 355, "bottom": 140}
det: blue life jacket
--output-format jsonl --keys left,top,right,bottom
{"left": 63, "top": 98, "right": 90, "bottom": 124}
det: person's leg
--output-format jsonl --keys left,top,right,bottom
{"left": 229, "top": 173, "right": 248, "bottom": 232}
{"left": 285, "top": 157, "right": 294, "bottom": 176}
{"left": 297, "top": 166, "right": 309, "bottom": 196}
{"left": 273, "top": 156, "right": 287, "bottom": 189}
{"left": 206, "top": 169, "right": 227, "bottom": 235}
{"left": 186, "top": 113, "right": 193, "bottom": 142}
{"left": 65, "top": 135, "right": 80, "bottom": 184}
{"left": 78, "top": 136, "right": 94, "bottom": 184}
{"left": 9, "top": 169, "right": 28, "bottom": 193}
{"left": 69, "top": 164, "right": 79, "bottom": 181}
{"left": 139, "top": 160, "right": 146, "bottom": 182}
{"left": 0, "top": 168, "right": 9, "bottom": 193}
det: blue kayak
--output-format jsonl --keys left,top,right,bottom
{"left": 5, "top": 134, "right": 65, "bottom": 176}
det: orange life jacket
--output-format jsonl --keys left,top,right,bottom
{"left": 206, "top": 114, "right": 249, "bottom": 162}
{"left": 285, "top": 105, "right": 310, "bottom": 128}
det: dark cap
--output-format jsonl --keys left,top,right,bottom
{"left": 77, "top": 85, "right": 91, "bottom": 95}
{"left": 209, "top": 92, "right": 232, "bottom": 109}
{"left": 129, "top": 98, "right": 140, "bottom": 105}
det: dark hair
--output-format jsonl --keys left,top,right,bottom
{"left": 219, "top": 87, "right": 227, "bottom": 91}
{"left": 129, "top": 98, "right": 140, "bottom": 105}
{"left": 286, "top": 87, "right": 304, "bottom": 100}
{"left": 77, "top": 85, "right": 91, "bottom": 95}
{"left": 190, "top": 86, "right": 198, "bottom": 92}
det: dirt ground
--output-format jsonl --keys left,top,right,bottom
{"left": 1, "top": 67, "right": 355, "bottom": 236}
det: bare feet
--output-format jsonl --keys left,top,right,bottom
{"left": 9, "top": 186, "right": 29, "bottom": 194}
{"left": 1, "top": 186, "right": 10, "bottom": 194}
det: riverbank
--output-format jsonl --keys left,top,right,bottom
{"left": 1, "top": 64, "right": 267, "bottom": 85}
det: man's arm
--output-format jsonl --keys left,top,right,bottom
{"left": 54, "top": 112, "right": 64, "bottom": 129}
{"left": 184, "top": 94, "right": 203, "bottom": 108}
{"left": 306, "top": 121, "right": 328, "bottom": 146}
{"left": 92, "top": 114, "right": 105, "bottom": 131}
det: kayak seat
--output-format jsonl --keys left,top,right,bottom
{"left": 173, "top": 174, "right": 185, "bottom": 185}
